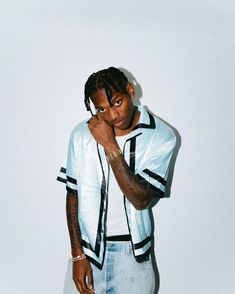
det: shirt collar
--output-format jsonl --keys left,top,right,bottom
{"left": 132, "top": 105, "right": 156, "bottom": 131}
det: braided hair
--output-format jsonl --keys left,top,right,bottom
{"left": 84, "top": 67, "right": 129, "bottom": 114}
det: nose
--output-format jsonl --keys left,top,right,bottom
{"left": 109, "top": 108, "right": 119, "bottom": 122}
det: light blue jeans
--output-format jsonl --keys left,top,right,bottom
{"left": 63, "top": 241, "right": 156, "bottom": 294}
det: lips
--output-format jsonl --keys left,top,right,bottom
{"left": 113, "top": 119, "right": 125, "bottom": 128}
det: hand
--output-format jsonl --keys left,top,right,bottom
{"left": 73, "top": 258, "right": 94, "bottom": 293}
{"left": 88, "top": 113, "right": 117, "bottom": 148}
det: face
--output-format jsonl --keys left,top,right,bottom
{"left": 90, "top": 83, "right": 139, "bottom": 136}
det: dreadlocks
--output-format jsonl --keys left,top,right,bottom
{"left": 84, "top": 67, "right": 129, "bottom": 114}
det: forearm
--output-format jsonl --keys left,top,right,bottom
{"left": 105, "top": 143, "right": 156, "bottom": 210}
{"left": 87, "top": 114, "right": 158, "bottom": 209}
{"left": 66, "top": 192, "right": 84, "bottom": 257}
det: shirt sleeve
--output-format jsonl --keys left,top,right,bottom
{"left": 56, "top": 131, "right": 79, "bottom": 195}
{"left": 136, "top": 129, "right": 176, "bottom": 198}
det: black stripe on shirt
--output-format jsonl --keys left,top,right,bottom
{"left": 132, "top": 111, "right": 156, "bottom": 131}
{"left": 135, "top": 247, "right": 151, "bottom": 263}
{"left": 95, "top": 143, "right": 108, "bottom": 255}
{"left": 81, "top": 239, "right": 94, "bottom": 251}
{"left": 56, "top": 176, "right": 67, "bottom": 184}
{"left": 133, "top": 236, "right": 151, "bottom": 250}
{"left": 86, "top": 255, "right": 103, "bottom": 270}
{"left": 143, "top": 168, "right": 166, "bottom": 186}
{"left": 60, "top": 167, "right": 66, "bottom": 174}
{"left": 66, "top": 176, "right": 77, "bottom": 185}
{"left": 136, "top": 174, "right": 165, "bottom": 198}
{"left": 125, "top": 133, "right": 142, "bottom": 172}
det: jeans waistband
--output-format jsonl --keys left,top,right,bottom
{"left": 105, "top": 234, "right": 131, "bottom": 242}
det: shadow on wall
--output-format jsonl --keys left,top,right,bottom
{"left": 119, "top": 67, "right": 143, "bottom": 104}
{"left": 148, "top": 107, "right": 181, "bottom": 199}
{"left": 148, "top": 112, "right": 181, "bottom": 294}
{"left": 120, "top": 66, "right": 181, "bottom": 200}
{"left": 120, "top": 67, "right": 181, "bottom": 294}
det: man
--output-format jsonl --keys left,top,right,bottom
{"left": 57, "top": 67, "right": 176, "bottom": 293}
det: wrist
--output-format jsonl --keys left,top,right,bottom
{"left": 72, "top": 253, "right": 86, "bottom": 262}
{"left": 106, "top": 149, "right": 123, "bottom": 162}
{"left": 71, "top": 249, "right": 84, "bottom": 258}
{"left": 104, "top": 141, "right": 119, "bottom": 153}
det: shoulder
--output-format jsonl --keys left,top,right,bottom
{"left": 140, "top": 106, "right": 176, "bottom": 145}
{"left": 69, "top": 118, "right": 92, "bottom": 143}
{"left": 155, "top": 117, "right": 176, "bottom": 143}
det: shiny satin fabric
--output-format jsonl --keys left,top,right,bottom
{"left": 58, "top": 105, "right": 176, "bottom": 269}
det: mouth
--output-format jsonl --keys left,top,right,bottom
{"left": 113, "top": 119, "right": 125, "bottom": 128}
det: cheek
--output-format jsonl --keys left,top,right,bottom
{"left": 124, "top": 103, "right": 134, "bottom": 118}
{"left": 100, "top": 113, "right": 112, "bottom": 123}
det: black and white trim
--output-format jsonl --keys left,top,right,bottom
{"left": 143, "top": 168, "right": 166, "bottom": 186}
{"left": 124, "top": 134, "right": 152, "bottom": 261}
{"left": 57, "top": 166, "right": 67, "bottom": 184}
{"left": 79, "top": 144, "right": 108, "bottom": 267}
{"left": 57, "top": 167, "right": 78, "bottom": 194}
{"left": 132, "top": 110, "right": 156, "bottom": 130}
{"left": 136, "top": 173, "right": 165, "bottom": 198}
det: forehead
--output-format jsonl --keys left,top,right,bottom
{"left": 90, "top": 88, "right": 123, "bottom": 106}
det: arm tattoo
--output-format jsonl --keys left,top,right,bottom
{"left": 109, "top": 156, "right": 157, "bottom": 209}
{"left": 66, "top": 192, "right": 83, "bottom": 256}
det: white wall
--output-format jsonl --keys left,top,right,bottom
{"left": 0, "top": 1, "right": 234, "bottom": 293}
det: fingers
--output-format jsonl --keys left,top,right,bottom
{"left": 88, "top": 113, "right": 103, "bottom": 124}
{"left": 73, "top": 270, "right": 94, "bottom": 293}
{"left": 73, "top": 259, "right": 94, "bottom": 293}
{"left": 88, "top": 114, "right": 104, "bottom": 133}
{"left": 75, "top": 276, "right": 94, "bottom": 294}
{"left": 88, "top": 115, "right": 98, "bottom": 128}
{"left": 96, "top": 112, "right": 104, "bottom": 121}
{"left": 87, "top": 269, "right": 94, "bottom": 291}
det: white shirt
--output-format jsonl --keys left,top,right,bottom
{"left": 57, "top": 105, "right": 177, "bottom": 268}
{"left": 106, "top": 134, "right": 130, "bottom": 236}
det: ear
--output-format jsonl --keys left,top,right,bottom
{"left": 126, "top": 82, "right": 135, "bottom": 99}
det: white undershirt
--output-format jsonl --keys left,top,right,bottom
{"left": 106, "top": 134, "right": 130, "bottom": 236}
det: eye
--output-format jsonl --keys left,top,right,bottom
{"left": 96, "top": 108, "right": 106, "bottom": 113}
{"left": 113, "top": 99, "right": 122, "bottom": 107}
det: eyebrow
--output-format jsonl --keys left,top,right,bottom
{"left": 94, "top": 94, "right": 122, "bottom": 109}
{"left": 111, "top": 95, "right": 121, "bottom": 103}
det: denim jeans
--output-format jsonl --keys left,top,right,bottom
{"left": 63, "top": 241, "right": 155, "bottom": 294}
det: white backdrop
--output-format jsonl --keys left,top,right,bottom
{"left": 0, "top": 1, "right": 234, "bottom": 293}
